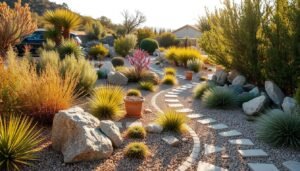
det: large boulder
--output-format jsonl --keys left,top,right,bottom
{"left": 227, "top": 70, "right": 240, "bottom": 83}
{"left": 242, "top": 95, "right": 267, "bottom": 115}
{"left": 232, "top": 75, "right": 246, "bottom": 86}
{"left": 107, "top": 71, "right": 128, "bottom": 85}
{"left": 99, "top": 61, "right": 115, "bottom": 75}
{"left": 249, "top": 87, "right": 260, "bottom": 97}
{"left": 212, "top": 70, "right": 228, "bottom": 85}
{"left": 229, "top": 84, "right": 244, "bottom": 94}
{"left": 52, "top": 107, "right": 113, "bottom": 163}
{"left": 99, "top": 120, "right": 123, "bottom": 147}
{"left": 265, "top": 81, "right": 285, "bottom": 106}
{"left": 282, "top": 97, "right": 298, "bottom": 114}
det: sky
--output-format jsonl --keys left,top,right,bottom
{"left": 50, "top": 0, "right": 223, "bottom": 29}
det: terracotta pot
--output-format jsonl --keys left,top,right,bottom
{"left": 185, "top": 71, "right": 193, "bottom": 80}
{"left": 124, "top": 96, "right": 145, "bottom": 118}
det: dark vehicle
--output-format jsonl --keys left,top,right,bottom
{"left": 16, "top": 29, "right": 82, "bottom": 56}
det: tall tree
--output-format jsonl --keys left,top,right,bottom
{"left": 122, "top": 10, "right": 146, "bottom": 34}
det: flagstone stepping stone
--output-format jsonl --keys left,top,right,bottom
{"left": 192, "top": 82, "right": 198, "bottom": 85}
{"left": 229, "top": 139, "right": 254, "bottom": 146}
{"left": 168, "top": 103, "right": 184, "bottom": 108}
{"left": 126, "top": 121, "right": 142, "bottom": 128}
{"left": 177, "top": 87, "right": 188, "bottom": 90}
{"left": 204, "top": 144, "right": 224, "bottom": 155}
{"left": 165, "top": 99, "right": 180, "bottom": 103}
{"left": 238, "top": 149, "right": 268, "bottom": 157}
{"left": 283, "top": 161, "right": 300, "bottom": 171}
{"left": 208, "top": 124, "right": 228, "bottom": 130}
{"left": 176, "top": 108, "right": 193, "bottom": 113}
{"left": 172, "top": 89, "right": 183, "bottom": 92}
{"left": 197, "top": 118, "right": 216, "bottom": 124}
{"left": 197, "top": 161, "right": 228, "bottom": 171}
{"left": 168, "top": 92, "right": 180, "bottom": 95}
{"left": 248, "top": 163, "right": 279, "bottom": 171}
{"left": 187, "top": 114, "right": 204, "bottom": 119}
{"left": 162, "top": 136, "right": 180, "bottom": 146}
{"left": 165, "top": 94, "right": 178, "bottom": 98}
{"left": 219, "top": 130, "right": 242, "bottom": 137}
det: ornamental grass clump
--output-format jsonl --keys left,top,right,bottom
{"left": 164, "top": 67, "right": 176, "bottom": 76}
{"left": 193, "top": 81, "right": 215, "bottom": 99}
{"left": 162, "top": 75, "right": 177, "bottom": 85}
{"left": 58, "top": 39, "right": 83, "bottom": 59}
{"left": 257, "top": 110, "right": 300, "bottom": 149}
{"left": 89, "top": 85, "right": 125, "bottom": 120}
{"left": 124, "top": 142, "right": 150, "bottom": 159}
{"left": 202, "top": 87, "right": 237, "bottom": 109}
{"left": 88, "top": 44, "right": 109, "bottom": 60}
{"left": 0, "top": 115, "right": 44, "bottom": 171}
{"left": 126, "top": 126, "right": 147, "bottom": 139}
{"left": 165, "top": 47, "right": 203, "bottom": 66}
{"left": 187, "top": 59, "right": 202, "bottom": 73}
{"left": 156, "top": 110, "right": 188, "bottom": 133}
{"left": 139, "top": 81, "right": 155, "bottom": 92}
{"left": 126, "top": 89, "right": 142, "bottom": 97}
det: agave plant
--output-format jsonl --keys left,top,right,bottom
{"left": 0, "top": 115, "right": 44, "bottom": 171}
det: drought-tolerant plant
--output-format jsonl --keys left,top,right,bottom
{"left": 37, "top": 50, "right": 60, "bottom": 72}
{"left": 140, "top": 70, "right": 160, "bottom": 85}
{"left": 187, "top": 59, "right": 202, "bottom": 73}
{"left": 157, "top": 32, "right": 179, "bottom": 48}
{"left": 193, "top": 81, "right": 216, "bottom": 99}
{"left": 124, "top": 142, "right": 150, "bottom": 159}
{"left": 120, "top": 67, "right": 140, "bottom": 82}
{"left": 126, "top": 89, "right": 142, "bottom": 97}
{"left": 0, "top": 115, "right": 44, "bottom": 171}
{"left": 128, "top": 49, "right": 150, "bottom": 76}
{"left": 164, "top": 67, "right": 176, "bottom": 76}
{"left": 88, "top": 44, "right": 109, "bottom": 60}
{"left": 136, "top": 28, "right": 154, "bottom": 45}
{"left": 165, "top": 47, "right": 203, "bottom": 66}
{"left": 0, "top": 0, "right": 37, "bottom": 58}
{"left": 89, "top": 85, "right": 125, "bottom": 120}
{"left": 156, "top": 110, "right": 188, "bottom": 133}
{"left": 58, "top": 39, "right": 83, "bottom": 59}
{"left": 162, "top": 75, "right": 177, "bottom": 85}
{"left": 140, "top": 38, "right": 159, "bottom": 54}
{"left": 111, "top": 57, "right": 125, "bottom": 67}
{"left": 139, "top": 81, "right": 155, "bottom": 92}
{"left": 125, "top": 126, "right": 147, "bottom": 139}
{"left": 114, "top": 34, "right": 137, "bottom": 57}
{"left": 202, "top": 87, "right": 238, "bottom": 109}
{"left": 257, "top": 110, "right": 300, "bottom": 149}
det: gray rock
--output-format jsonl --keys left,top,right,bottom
{"left": 243, "top": 84, "right": 256, "bottom": 91}
{"left": 107, "top": 71, "right": 128, "bottom": 85}
{"left": 282, "top": 97, "right": 298, "bottom": 114}
{"left": 249, "top": 87, "right": 260, "bottom": 96}
{"left": 99, "top": 61, "right": 115, "bottom": 75}
{"left": 265, "top": 81, "right": 285, "bottom": 106}
{"left": 99, "top": 120, "right": 123, "bottom": 147}
{"left": 109, "top": 47, "right": 116, "bottom": 57}
{"left": 52, "top": 107, "right": 113, "bottom": 163}
{"left": 232, "top": 75, "right": 246, "bottom": 85}
{"left": 283, "top": 160, "right": 300, "bottom": 171}
{"left": 213, "top": 70, "right": 228, "bottom": 85}
{"left": 162, "top": 136, "right": 180, "bottom": 146}
{"left": 242, "top": 95, "right": 266, "bottom": 115}
{"left": 145, "top": 123, "right": 163, "bottom": 133}
{"left": 229, "top": 84, "right": 244, "bottom": 94}
{"left": 227, "top": 70, "right": 240, "bottom": 83}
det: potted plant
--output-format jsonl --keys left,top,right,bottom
{"left": 185, "top": 70, "right": 193, "bottom": 80}
{"left": 124, "top": 89, "right": 144, "bottom": 118}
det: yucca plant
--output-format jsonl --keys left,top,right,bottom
{"left": 202, "top": 87, "right": 237, "bottom": 109}
{"left": 139, "top": 81, "right": 155, "bottom": 92}
{"left": 58, "top": 39, "right": 83, "bottom": 59}
{"left": 89, "top": 85, "right": 125, "bottom": 120}
{"left": 0, "top": 115, "right": 44, "bottom": 171}
{"left": 187, "top": 59, "right": 202, "bottom": 73}
{"left": 126, "top": 89, "right": 142, "bottom": 97}
{"left": 257, "top": 110, "right": 300, "bottom": 149}
{"left": 162, "top": 75, "right": 177, "bottom": 85}
{"left": 156, "top": 110, "right": 188, "bottom": 133}
{"left": 126, "top": 126, "right": 147, "bottom": 139}
{"left": 164, "top": 67, "right": 176, "bottom": 76}
{"left": 124, "top": 142, "right": 150, "bottom": 159}
{"left": 193, "top": 81, "right": 215, "bottom": 99}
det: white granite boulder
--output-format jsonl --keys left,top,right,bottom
{"left": 249, "top": 87, "right": 260, "bottom": 97}
{"left": 145, "top": 123, "right": 163, "bottom": 133}
{"left": 99, "top": 120, "right": 123, "bottom": 147}
{"left": 51, "top": 107, "right": 113, "bottom": 163}
{"left": 242, "top": 95, "right": 267, "bottom": 115}
{"left": 107, "top": 71, "right": 128, "bottom": 85}
{"left": 282, "top": 97, "right": 298, "bottom": 114}
{"left": 265, "top": 81, "right": 285, "bottom": 106}
{"left": 232, "top": 75, "right": 246, "bottom": 86}
{"left": 212, "top": 70, "right": 228, "bottom": 85}
{"left": 99, "top": 61, "right": 115, "bottom": 75}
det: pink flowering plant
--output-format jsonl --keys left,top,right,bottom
{"left": 128, "top": 49, "right": 151, "bottom": 77}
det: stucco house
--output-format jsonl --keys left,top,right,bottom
{"left": 172, "top": 25, "right": 201, "bottom": 39}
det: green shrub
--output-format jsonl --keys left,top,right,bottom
{"left": 137, "top": 28, "right": 154, "bottom": 45}
{"left": 202, "top": 87, "right": 237, "bottom": 109}
{"left": 111, "top": 57, "right": 125, "bottom": 67}
{"left": 140, "top": 70, "right": 160, "bottom": 85}
{"left": 157, "top": 32, "right": 179, "bottom": 48}
{"left": 257, "top": 110, "right": 300, "bottom": 149}
{"left": 0, "top": 115, "right": 44, "bottom": 171}
{"left": 126, "top": 126, "right": 146, "bottom": 139}
{"left": 156, "top": 110, "right": 188, "bottom": 133}
{"left": 193, "top": 81, "right": 215, "bottom": 99}
{"left": 114, "top": 34, "right": 137, "bottom": 57}
{"left": 164, "top": 67, "right": 176, "bottom": 76}
{"left": 162, "top": 75, "right": 177, "bottom": 85}
{"left": 88, "top": 44, "right": 109, "bottom": 59}
{"left": 89, "top": 86, "right": 125, "bottom": 120}
{"left": 124, "top": 142, "right": 150, "bottom": 159}
{"left": 139, "top": 81, "right": 155, "bottom": 92}
{"left": 187, "top": 59, "right": 202, "bottom": 73}
{"left": 126, "top": 89, "right": 142, "bottom": 97}
{"left": 140, "top": 38, "right": 159, "bottom": 54}
{"left": 58, "top": 39, "right": 82, "bottom": 59}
